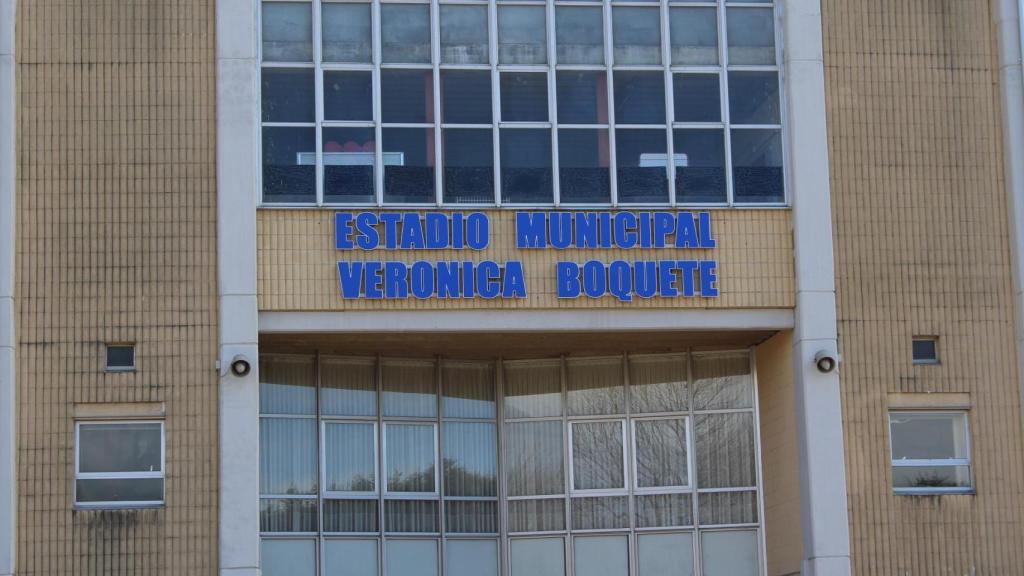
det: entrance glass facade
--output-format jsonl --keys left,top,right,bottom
{"left": 259, "top": 350, "right": 763, "bottom": 576}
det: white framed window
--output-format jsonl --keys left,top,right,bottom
{"left": 75, "top": 420, "right": 165, "bottom": 508}
{"left": 105, "top": 343, "right": 136, "bottom": 372}
{"left": 889, "top": 411, "right": 972, "bottom": 494}
{"left": 632, "top": 416, "right": 692, "bottom": 492}
{"left": 911, "top": 336, "right": 939, "bottom": 365}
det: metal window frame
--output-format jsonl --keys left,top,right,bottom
{"left": 104, "top": 342, "right": 137, "bottom": 372}
{"left": 888, "top": 410, "right": 974, "bottom": 495}
{"left": 321, "top": 420, "right": 381, "bottom": 499}
{"left": 567, "top": 419, "right": 629, "bottom": 496}
{"left": 630, "top": 415, "right": 693, "bottom": 493}
{"left": 74, "top": 420, "right": 166, "bottom": 508}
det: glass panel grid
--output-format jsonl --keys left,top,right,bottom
{"left": 258, "top": 0, "right": 784, "bottom": 207}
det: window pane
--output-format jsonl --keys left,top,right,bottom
{"left": 260, "top": 498, "right": 318, "bottom": 532}
{"left": 571, "top": 496, "right": 629, "bottom": 530}
{"left": 105, "top": 345, "right": 134, "bottom": 369}
{"left": 261, "top": 539, "right": 316, "bottom": 576}
{"left": 911, "top": 339, "right": 938, "bottom": 363}
{"left": 673, "top": 74, "right": 720, "bottom": 123}
{"left": 892, "top": 465, "right": 972, "bottom": 489}
{"left": 443, "top": 70, "right": 493, "bottom": 124}
{"left": 556, "top": 6, "right": 603, "bottom": 65}
{"left": 695, "top": 413, "right": 756, "bottom": 489}
{"left": 385, "top": 500, "right": 439, "bottom": 533}
{"left": 700, "top": 530, "right": 759, "bottom": 576}
{"left": 501, "top": 73, "right": 548, "bottom": 122}
{"left": 571, "top": 421, "right": 624, "bottom": 490}
{"left": 614, "top": 72, "right": 665, "bottom": 126}
{"left": 674, "top": 129, "right": 726, "bottom": 203}
{"left": 635, "top": 418, "right": 688, "bottom": 488}
{"left": 635, "top": 493, "right": 693, "bottom": 528}
{"left": 506, "top": 420, "right": 564, "bottom": 496}
{"left": 510, "top": 538, "right": 565, "bottom": 576}
{"left": 447, "top": 540, "right": 498, "bottom": 576}
{"left": 446, "top": 500, "right": 498, "bottom": 533}
{"left": 573, "top": 536, "right": 629, "bottom": 576}
{"left": 698, "top": 491, "right": 758, "bottom": 525}
{"left": 386, "top": 539, "right": 439, "bottom": 575}
{"left": 638, "top": 533, "right": 694, "bottom": 576}
{"left": 323, "top": 127, "right": 376, "bottom": 203}
{"left": 508, "top": 499, "right": 565, "bottom": 532}
{"left": 384, "top": 127, "right": 436, "bottom": 204}
{"left": 613, "top": 7, "right": 661, "bottom": 65}
{"left": 262, "top": 68, "right": 314, "bottom": 123}
{"left": 321, "top": 356, "right": 377, "bottom": 417}
{"left": 260, "top": 355, "right": 316, "bottom": 414}
{"left": 79, "top": 423, "right": 161, "bottom": 473}
{"left": 323, "top": 500, "right": 379, "bottom": 533}
{"left": 383, "top": 358, "right": 437, "bottom": 417}
{"left": 443, "top": 360, "right": 496, "bottom": 419}
{"left": 323, "top": 539, "right": 378, "bottom": 575}
{"left": 504, "top": 359, "right": 562, "bottom": 418}
{"left": 615, "top": 129, "right": 669, "bottom": 203}
{"left": 669, "top": 7, "right": 717, "bottom": 65}
{"left": 75, "top": 478, "right": 164, "bottom": 503}
{"left": 382, "top": 4, "right": 431, "bottom": 63}
{"left": 567, "top": 357, "right": 624, "bottom": 416}
{"left": 890, "top": 413, "right": 968, "bottom": 460}
{"left": 322, "top": 3, "right": 372, "bottom": 63}
{"left": 386, "top": 424, "right": 437, "bottom": 493}
{"left": 727, "top": 7, "right": 776, "bottom": 65}
{"left": 557, "top": 71, "right": 607, "bottom": 125}
{"left": 382, "top": 70, "right": 434, "bottom": 124}
{"left": 731, "top": 128, "right": 784, "bottom": 203}
{"left": 444, "top": 422, "right": 497, "bottom": 496}
{"left": 728, "top": 71, "right": 780, "bottom": 125}
{"left": 262, "top": 2, "right": 312, "bottom": 62}
{"left": 629, "top": 354, "right": 688, "bottom": 414}
{"left": 692, "top": 352, "right": 752, "bottom": 410}
{"left": 262, "top": 127, "right": 316, "bottom": 203}
{"left": 559, "top": 129, "right": 611, "bottom": 203}
{"left": 501, "top": 129, "right": 553, "bottom": 204}
{"left": 499, "top": 6, "right": 546, "bottom": 64}
{"left": 260, "top": 418, "right": 318, "bottom": 495}
{"left": 324, "top": 71, "right": 372, "bottom": 121}
{"left": 324, "top": 422, "right": 376, "bottom": 493}
{"left": 441, "top": 5, "right": 489, "bottom": 64}
{"left": 443, "top": 129, "right": 494, "bottom": 203}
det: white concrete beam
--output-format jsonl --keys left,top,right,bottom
{"left": 0, "top": 0, "right": 16, "bottom": 573}
{"left": 782, "top": 0, "right": 853, "bottom": 573}
{"left": 216, "top": 0, "right": 261, "bottom": 572}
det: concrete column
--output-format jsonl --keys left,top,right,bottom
{"left": 995, "top": 0, "right": 1024, "bottom": 423}
{"left": 216, "top": 0, "right": 261, "bottom": 573}
{"left": 0, "top": 0, "right": 17, "bottom": 574}
{"left": 781, "top": 0, "right": 853, "bottom": 574}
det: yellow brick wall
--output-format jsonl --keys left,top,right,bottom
{"left": 15, "top": 0, "right": 219, "bottom": 572}
{"left": 257, "top": 209, "right": 795, "bottom": 310}
{"left": 823, "top": 0, "right": 1024, "bottom": 572}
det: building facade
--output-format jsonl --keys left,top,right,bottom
{"left": 0, "top": 0, "right": 1023, "bottom": 575}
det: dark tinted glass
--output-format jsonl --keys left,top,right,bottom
{"left": 79, "top": 423, "right": 161, "bottom": 472}
{"left": 616, "top": 129, "right": 668, "bottom": 203}
{"left": 557, "top": 71, "right": 607, "bottom": 125}
{"left": 106, "top": 345, "right": 135, "bottom": 369}
{"left": 559, "top": 129, "right": 610, "bottom": 203}
{"left": 912, "top": 339, "right": 938, "bottom": 363}
{"left": 383, "top": 128, "right": 436, "bottom": 204}
{"left": 77, "top": 478, "right": 164, "bottom": 504}
{"left": 674, "top": 129, "right": 726, "bottom": 203}
{"left": 262, "top": 127, "right": 316, "bottom": 202}
{"left": 501, "top": 129, "right": 553, "bottom": 204}
{"left": 614, "top": 72, "right": 665, "bottom": 125}
{"left": 444, "top": 129, "right": 494, "bottom": 203}
{"left": 673, "top": 74, "right": 720, "bottom": 123}
{"left": 381, "top": 70, "right": 434, "bottom": 124}
{"left": 731, "top": 128, "right": 783, "bottom": 203}
{"left": 261, "top": 68, "right": 315, "bottom": 122}
{"left": 323, "top": 127, "right": 376, "bottom": 203}
{"left": 443, "top": 71, "right": 493, "bottom": 124}
{"left": 324, "top": 71, "right": 373, "bottom": 121}
{"left": 728, "top": 71, "right": 780, "bottom": 125}
{"left": 501, "top": 73, "right": 548, "bottom": 122}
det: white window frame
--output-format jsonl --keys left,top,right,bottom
{"left": 321, "top": 420, "right": 380, "bottom": 499}
{"left": 630, "top": 415, "right": 693, "bottom": 494}
{"left": 382, "top": 421, "right": 441, "bottom": 498}
{"left": 74, "top": 420, "right": 166, "bottom": 508}
{"left": 104, "top": 342, "right": 136, "bottom": 372}
{"left": 567, "top": 419, "right": 628, "bottom": 496}
{"left": 910, "top": 336, "right": 939, "bottom": 365}
{"left": 888, "top": 410, "right": 973, "bottom": 495}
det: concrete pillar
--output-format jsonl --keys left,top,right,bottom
{"left": 781, "top": 0, "right": 853, "bottom": 573}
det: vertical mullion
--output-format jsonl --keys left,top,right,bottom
{"left": 547, "top": 0, "right": 560, "bottom": 206}
{"left": 622, "top": 353, "right": 638, "bottom": 576}
{"left": 496, "top": 358, "right": 508, "bottom": 576}
{"left": 560, "top": 355, "right": 573, "bottom": 576}
{"left": 490, "top": 2, "right": 502, "bottom": 205}
{"left": 661, "top": 0, "right": 676, "bottom": 206}
{"left": 437, "top": 358, "right": 447, "bottom": 575}
{"left": 604, "top": 2, "right": 618, "bottom": 206}
{"left": 719, "top": 0, "right": 734, "bottom": 206}
{"left": 432, "top": 0, "right": 444, "bottom": 205}
{"left": 314, "top": 351, "right": 323, "bottom": 575}
{"left": 376, "top": 354, "right": 387, "bottom": 575}
{"left": 750, "top": 348, "right": 769, "bottom": 576}
{"left": 373, "top": 0, "right": 385, "bottom": 206}
{"left": 688, "top": 349, "right": 702, "bottom": 576}
{"left": 314, "top": 0, "right": 325, "bottom": 206}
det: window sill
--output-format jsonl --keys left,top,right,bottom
{"left": 893, "top": 489, "right": 974, "bottom": 497}
{"left": 74, "top": 502, "right": 166, "bottom": 511}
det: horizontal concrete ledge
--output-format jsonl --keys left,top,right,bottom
{"left": 259, "top": 308, "right": 795, "bottom": 333}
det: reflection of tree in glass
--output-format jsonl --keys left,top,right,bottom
{"left": 635, "top": 419, "right": 687, "bottom": 488}
{"left": 909, "top": 472, "right": 954, "bottom": 488}
{"left": 443, "top": 457, "right": 497, "bottom": 496}
{"left": 506, "top": 421, "right": 563, "bottom": 496}
{"left": 573, "top": 422, "right": 624, "bottom": 489}
{"left": 387, "top": 465, "right": 436, "bottom": 492}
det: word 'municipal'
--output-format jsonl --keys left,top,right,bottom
{"left": 516, "top": 211, "right": 716, "bottom": 250}
{"left": 336, "top": 212, "right": 489, "bottom": 251}
{"left": 338, "top": 260, "right": 527, "bottom": 299}
{"left": 557, "top": 260, "right": 719, "bottom": 301}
